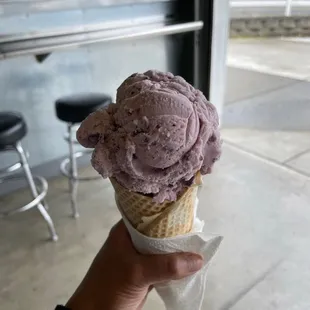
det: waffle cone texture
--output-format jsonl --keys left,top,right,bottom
{"left": 110, "top": 174, "right": 201, "bottom": 238}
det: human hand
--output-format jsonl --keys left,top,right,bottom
{"left": 66, "top": 220, "right": 203, "bottom": 310}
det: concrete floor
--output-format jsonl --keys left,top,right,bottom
{"left": 216, "top": 39, "right": 310, "bottom": 309}
{"left": 1, "top": 38, "right": 310, "bottom": 310}
{"left": 1, "top": 144, "right": 310, "bottom": 310}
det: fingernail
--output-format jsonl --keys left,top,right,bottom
{"left": 183, "top": 253, "right": 204, "bottom": 272}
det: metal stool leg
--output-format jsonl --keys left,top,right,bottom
{"left": 68, "top": 124, "right": 79, "bottom": 218}
{"left": 15, "top": 142, "right": 58, "bottom": 241}
{"left": 43, "top": 199, "right": 49, "bottom": 210}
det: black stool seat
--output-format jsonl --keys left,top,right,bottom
{"left": 55, "top": 93, "right": 112, "bottom": 123}
{"left": 0, "top": 112, "right": 27, "bottom": 147}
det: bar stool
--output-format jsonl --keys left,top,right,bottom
{"left": 0, "top": 112, "right": 58, "bottom": 241}
{"left": 55, "top": 93, "right": 112, "bottom": 218}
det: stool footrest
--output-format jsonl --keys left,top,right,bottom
{"left": 0, "top": 175, "right": 48, "bottom": 217}
{"left": 60, "top": 150, "right": 100, "bottom": 181}
{"left": 0, "top": 150, "right": 29, "bottom": 177}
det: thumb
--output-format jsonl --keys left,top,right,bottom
{"left": 140, "top": 252, "right": 203, "bottom": 285}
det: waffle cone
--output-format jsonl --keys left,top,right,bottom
{"left": 110, "top": 173, "right": 202, "bottom": 238}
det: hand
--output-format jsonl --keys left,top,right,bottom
{"left": 66, "top": 220, "right": 203, "bottom": 310}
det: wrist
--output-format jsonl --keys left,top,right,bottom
{"left": 66, "top": 285, "right": 146, "bottom": 310}
{"left": 65, "top": 285, "right": 96, "bottom": 310}
{"left": 55, "top": 306, "right": 71, "bottom": 310}
{"left": 66, "top": 298, "right": 94, "bottom": 310}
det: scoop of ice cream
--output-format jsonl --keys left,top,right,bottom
{"left": 77, "top": 70, "right": 221, "bottom": 202}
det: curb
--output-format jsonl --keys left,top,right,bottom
{"left": 230, "top": 16, "right": 310, "bottom": 37}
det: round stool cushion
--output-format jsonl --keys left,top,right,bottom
{"left": 0, "top": 112, "right": 27, "bottom": 147}
{"left": 55, "top": 93, "right": 112, "bottom": 123}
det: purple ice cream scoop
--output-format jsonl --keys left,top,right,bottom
{"left": 77, "top": 70, "right": 221, "bottom": 203}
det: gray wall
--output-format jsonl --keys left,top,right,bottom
{"left": 0, "top": 1, "right": 182, "bottom": 169}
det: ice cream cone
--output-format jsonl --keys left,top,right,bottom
{"left": 110, "top": 173, "right": 202, "bottom": 238}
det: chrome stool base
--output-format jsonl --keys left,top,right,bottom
{"left": 0, "top": 143, "right": 58, "bottom": 242}
{"left": 60, "top": 150, "right": 100, "bottom": 182}
{"left": 60, "top": 124, "right": 99, "bottom": 218}
{"left": 0, "top": 175, "right": 48, "bottom": 216}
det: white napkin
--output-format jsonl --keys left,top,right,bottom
{"left": 121, "top": 198, "right": 223, "bottom": 310}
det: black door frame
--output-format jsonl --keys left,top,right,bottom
{"left": 175, "top": 0, "right": 214, "bottom": 99}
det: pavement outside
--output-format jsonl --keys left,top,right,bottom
{"left": 224, "top": 37, "right": 310, "bottom": 177}
{"left": 1, "top": 37, "right": 310, "bottom": 310}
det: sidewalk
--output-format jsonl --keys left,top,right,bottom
{"left": 223, "top": 38, "right": 310, "bottom": 176}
